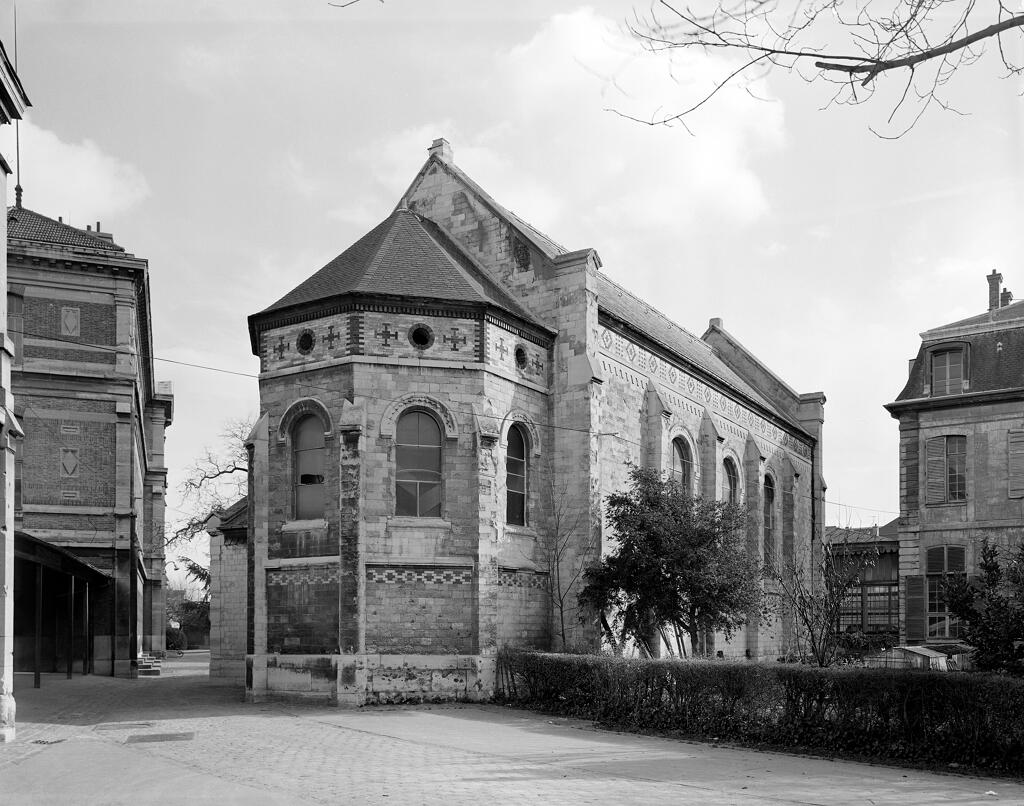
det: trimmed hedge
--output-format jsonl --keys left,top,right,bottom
{"left": 496, "top": 649, "right": 1024, "bottom": 774}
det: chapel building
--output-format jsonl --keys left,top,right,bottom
{"left": 240, "top": 139, "right": 826, "bottom": 704}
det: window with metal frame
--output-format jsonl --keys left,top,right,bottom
{"left": 723, "top": 458, "right": 739, "bottom": 505}
{"left": 293, "top": 415, "right": 326, "bottom": 519}
{"left": 395, "top": 410, "right": 442, "bottom": 518}
{"left": 506, "top": 424, "right": 527, "bottom": 526}
{"left": 670, "top": 438, "right": 693, "bottom": 494}
{"left": 926, "top": 545, "right": 966, "bottom": 639}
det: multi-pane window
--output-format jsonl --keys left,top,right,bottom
{"left": 926, "top": 435, "right": 966, "bottom": 504}
{"left": 838, "top": 552, "right": 899, "bottom": 634}
{"left": 723, "top": 458, "right": 739, "bottom": 505}
{"left": 293, "top": 415, "right": 325, "bottom": 520}
{"left": 506, "top": 424, "right": 527, "bottom": 525}
{"left": 931, "top": 349, "right": 963, "bottom": 396}
{"left": 395, "top": 410, "right": 442, "bottom": 517}
{"left": 926, "top": 545, "right": 966, "bottom": 639}
{"left": 763, "top": 475, "right": 776, "bottom": 566}
{"left": 670, "top": 438, "right": 693, "bottom": 494}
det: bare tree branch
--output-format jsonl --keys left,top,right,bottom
{"left": 629, "top": 1, "right": 1024, "bottom": 134}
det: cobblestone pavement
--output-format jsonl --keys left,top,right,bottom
{"left": 2, "top": 652, "right": 1022, "bottom": 805}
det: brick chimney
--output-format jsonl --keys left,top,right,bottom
{"left": 989, "top": 270, "right": 1003, "bottom": 310}
{"left": 428, "top": 138, "right": 453, "bottom": 163}
{"left": 1001, "top": 288, "right": 1014, "bottom": 308}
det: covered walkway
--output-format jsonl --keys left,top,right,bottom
{"left": 13, "top": 530, "right": 110, "bottom": 687}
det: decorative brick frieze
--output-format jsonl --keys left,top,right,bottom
{"left": 366, "top": 566, "right": 472, "bottom": 585}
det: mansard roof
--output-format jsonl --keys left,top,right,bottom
{"left": 7, "top": 206, "right": 127, "bottom": 254}
{"left": 891, "top": 293, "right": 1024, "bottom": 406}
{"left": 256, "top": 207, "right": 544, "bottom": 329}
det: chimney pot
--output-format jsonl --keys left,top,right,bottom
{"left": 96, "top": 221, "right": 101, "bottom": 232}
{"left": 989, "top": 270, "right": 1003, "bottom": 310}
{"left": 1001, "top": 288, "right": 1014, "bottom": 307}
{"left": 86, "top": 225, "right": 91, "bottom": 231}
{"left": 428, "top": 138, "right": 453, "bottom": 163}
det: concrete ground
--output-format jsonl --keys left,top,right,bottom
{"left": 1, "top": 652, "right": 1021, "bottom": 805}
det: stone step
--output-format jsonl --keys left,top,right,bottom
{"left": 137, "top": 668, "right": 161, "bottom": 677}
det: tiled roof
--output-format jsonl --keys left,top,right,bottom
{"left": 824, "top": 518, "right": 899, "bottom": 545}
{"left": 7, "top": 206, "right": 125, "bottom": 253}
{"left": 218, "top": 497, "right": 248, "bottom": 531}
{"left": 927, "top": 299, "right": 1024, "bottom": 333}
{"left": 259, "top": 208, "right": 545, "bottom": 329}
{"left": 895, "top": 327, "right": 1024, "bottom": 401}
{"left": 594, "top": 272, "right": 799, "bottom": 426}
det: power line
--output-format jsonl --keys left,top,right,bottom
{"left": 10, "top": 329, "right": 897, "bottom": 520}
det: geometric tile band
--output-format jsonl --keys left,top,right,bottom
{"left": 267, "top": 564, "right": 339, "bottom": 586}
{"left": 497, "top": 568, "right": 550, "bottom": 589}
{"left": 367, "top": 567, "right": 472, "bottom": 585}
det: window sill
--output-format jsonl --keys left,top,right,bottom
{"left": 387, "top": 516, "right": 452, "bottom": 530}
{"left": 924, "top": 501, "right": 967, "bottom": 508}
{"left": 503, "top": 524, "right": 537, "bottom": 539}
{"left": 281, "top": 518, "right": 328, "bottom": 532}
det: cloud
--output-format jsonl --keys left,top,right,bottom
{"left": 0, "top": 119, "right": 149, "bottom": 221}
{"left": 362, "top": 8, "right": 784, "bottom": 268}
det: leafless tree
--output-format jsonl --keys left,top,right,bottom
{"left": 166, "top": 416, "right": 253, "bottom": 549}
{"left": 772, "top": 531, "right": 877, "bottom": 666}
{"left": 628, "top": 1, "right": 1024, "bottom": 135}
{"left": 540, "top": 478, "right": 589, "bottom": 651}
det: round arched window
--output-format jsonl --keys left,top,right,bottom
{"left": 395, "top": 410, "right": 442, "bottom": 517}
{"left": 506, "top": 425, "right": 527, "bottom": 525}
{"left": 670, "top": 438, "right": 693, "bottom": 494}
{"left": 723, "top": 458, "right": 739, "bottom": 505}
{"left": 293, "top": 415, "right": 326, "bottom": 519}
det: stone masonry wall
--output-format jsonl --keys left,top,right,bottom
{"left": 210, "top": 532, "right": 247, "bottom": 683}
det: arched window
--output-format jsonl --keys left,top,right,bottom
{"left": 763, "top": 475, "right": 776, "bottom": 566}
{"left": 293, "top": 415, "right": 326, "bottom": 519}
{"left": 396, "top": 410, "right": 442, "bottom": 517}
{"left": 506, "top": 424, "right": 528, "bottom": 525}
{"left": 670, "top": 438, "right": 693, "bottom": 494}
{"left": 723, "top": 458, "right": 739, "bottom": 505}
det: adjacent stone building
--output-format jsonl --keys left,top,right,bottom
{"left": 886, "top": 272, "right": 1024, "bottom": 645}
{"left": 7, "top": 202, "right": 173, "bottom": 678}
{"left": 237, "top": 139, "right": 826, "bottom": 704}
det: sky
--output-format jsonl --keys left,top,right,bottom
{"left": 0, "top": 1, "right": 1021, "bottom": 586}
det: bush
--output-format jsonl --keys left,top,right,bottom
{"left": 496, "top": 648, "right": 1024, "bottom": 774}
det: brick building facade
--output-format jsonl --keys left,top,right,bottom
{"left": 236, "top": 139, "right": 825, "bottom": 704}
{"left": 886, "top": 272, "right": 1024, "bottom": 645}
{"left": 7, "top": 203, "right": 173, "bottom": 677}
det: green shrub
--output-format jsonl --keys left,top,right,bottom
{"left": 496, "top": 648, "right": 1024, "bottom": 774}
{"left": 166, "top": 626, "right": 187, "bottom": 651}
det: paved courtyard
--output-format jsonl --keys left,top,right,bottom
{"left": 1, "top": 652, "right": 1022, "bottom": 805}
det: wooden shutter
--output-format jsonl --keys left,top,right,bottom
{"left": 925, "top": 437, "right": 946, "bottom": 504}
{"left": 905, "top": 575, "right": 926, "bottom": 642}
{"left": 1009, "top": 430, "right": 1024, "bottom": 498}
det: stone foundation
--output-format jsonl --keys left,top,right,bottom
{"left": 245, "top": 653, "right": 496, "bottom": 706}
